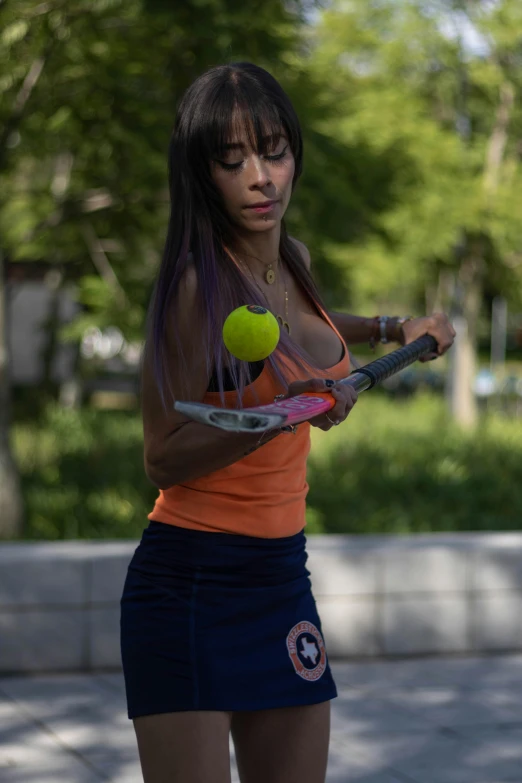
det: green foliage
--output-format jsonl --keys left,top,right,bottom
{"left": 4, "top": 0, "right": 522, "bottom": 321}
{"left": 13, "top": 404, "right": 156, "bottom": 539}
{"left": 4, "top": 1, "right": 522, "bottom": 542}
{"left": 0, "top": 0, "right": 307, "bottom": 339}
{"left": 307, "top": 392, "right": 522, "bottom": 534}
{"left": 296, "top": 0, "right": 522, "bottom": 312}
{"left": 12, "top": 395, "right": 522, "bottom": 540}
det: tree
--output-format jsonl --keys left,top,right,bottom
{"left": 301, "top": 0, "right": 522, "bottom": 424}
{"left": 0, "top": 0, "right": 311, "bottom": 537}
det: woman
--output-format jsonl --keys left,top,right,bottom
{"left": 121, "top": 62, "right": 455, "bottom": 783}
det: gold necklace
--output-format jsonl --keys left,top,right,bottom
{"left": 265, "top": 262, "right": 276, "bottom": 285}
{"left": 235, "top": 251, "right": 278, "bottom": 284}
{"left": 237, "top": 258, "right": 291, "bottom": 335}
{"left": 276, "top": 264, "right": 291, "bottom": 334}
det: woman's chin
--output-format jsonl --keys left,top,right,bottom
{"left": 236, "top": 217, "right": 280, "bottom": 234}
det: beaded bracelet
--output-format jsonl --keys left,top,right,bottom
{"left": 369, "top": 315, "right": 412, "bottom": 350}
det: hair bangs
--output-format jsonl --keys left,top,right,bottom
{"left": 197, "top": 68, "right": 301, "bottom": 172}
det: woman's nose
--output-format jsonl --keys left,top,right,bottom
{"left": 246, "top": 155, "right": 272, "bottom": 187}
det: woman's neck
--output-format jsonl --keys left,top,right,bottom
{"left": 229, "top": 228, "right": 281, "bottom": 278}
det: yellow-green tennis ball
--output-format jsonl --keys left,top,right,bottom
{"left": 223, "top": 305, "right": 280, "bottom": 362}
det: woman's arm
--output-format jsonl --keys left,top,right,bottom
{"left": 328, "top": 312, "right": 403, "bottom": 346}
{"left": 291, "top": 238, "right": 454, "bottom": 357}
{"left": 142, "top": 266, "right": 279, "bottom": 490}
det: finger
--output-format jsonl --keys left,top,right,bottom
{"left": 322, "top": 393, "right": 343, "bottom": 423}
{"left": 309, "top": 414, "right": 333, "bottom": 430}
{"left": 436, "top": 335, "right": 455, "bottom": 354}
{"left": 330, "top": 400, "right": 345, "bottom": 421}
{"left": 333, "top": 385, "right": 358, "bottom": 406}
{"left": 346, "top": 386, "right": 359, "bottom": 405}
{"left": 344, "top": 389, "right": 358, "bottom": 415}
{"left": 424, "top": 335, "right": 444, "bottom": 356}
{"left": 331, "top": 388, "right": 357, "bottom": 420}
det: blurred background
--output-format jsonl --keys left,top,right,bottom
{"left": 2, "top": 0, "right": 522, "bottom": 542}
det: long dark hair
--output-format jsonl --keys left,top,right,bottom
{"left": 148, "top": 61, "right": 329, "bottom": 407}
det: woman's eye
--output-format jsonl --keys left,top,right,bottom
{"left": 216, "top": 146, "right": 288, "bottom": 171}
{"left": 217, "top": 160, "right": 243, "bottom": 171}
{"left": 265, "top": 146, "right": 288, "bottom": 163}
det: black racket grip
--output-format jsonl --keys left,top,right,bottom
{"left": 354, "top": 335, "right": 438, "bottom": 389}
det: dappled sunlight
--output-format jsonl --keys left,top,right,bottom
{"left": 0, "top": 673, "right": 139, "bottom": 781}
{"left": 3, "top": 658, "right": 522, "bottom": 782}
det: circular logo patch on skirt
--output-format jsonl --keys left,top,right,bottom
{"left": 286, "top": 621, "right": 327, "bottom": 681}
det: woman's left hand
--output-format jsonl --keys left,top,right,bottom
{"left": 401, "top": 313, "right": 456, "bottom": 361}
{"left": 285, "top": 377, "right": 358, "bottom": 431}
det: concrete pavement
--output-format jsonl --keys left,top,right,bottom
{"left": 1, "top": 654, "right": 522, "bottom": 782}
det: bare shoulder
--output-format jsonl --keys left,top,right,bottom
{"left": 141, "top": 257, "right": 211, "bottom": 485}
{"left": 289, "top": 236, "right": 311, "bottom": 271}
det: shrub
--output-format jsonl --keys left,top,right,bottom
{"left": 307, "top": 393, "right": 522, "bottom": 534}
{"left": 13, "top": 404, "right": 156, "bottom": 540}
{"left": 12, "top": 394, "right": 522, "bottom": 539}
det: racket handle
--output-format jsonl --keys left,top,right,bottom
{"left": 344, "top": 334, "right": 438, "bottom": 390}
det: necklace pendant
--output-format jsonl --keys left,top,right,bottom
{"left": 276, "top": 314, "right": 291, "bottom": 334}
{"left": 265, "top": 265, "right": 276, "bottom": 285}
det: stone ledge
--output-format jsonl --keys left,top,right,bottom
{"left": 1, "top": 534, "right": 521, "bottom": 672}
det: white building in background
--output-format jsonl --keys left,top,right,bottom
{"left": 7, "top": 264, "right": 141, "bottom": 406}
{"left": 7, "top": 267, "right": 78, "bottom": 386}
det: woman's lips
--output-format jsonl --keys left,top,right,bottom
{"left": 246, "top": 201, "right": 277, "bottom": 213}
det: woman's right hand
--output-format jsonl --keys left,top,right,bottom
{"left": 285, "top": 377, "right": 358, "bottom": 431}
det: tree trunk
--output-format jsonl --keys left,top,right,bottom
{"left": 447, "top": 315, "right": 476, "bottom": 428}
{"left": 426, "top": 268, "right": 455, "bottom": 315}
{"left": 0, "top": 251, "right": 24, "bottom": 538}
{"left": 446, "top": 74, "right": 513, "bottom": 428}
{"left": 446, "top": 248, "right": 484, "bottom": 428}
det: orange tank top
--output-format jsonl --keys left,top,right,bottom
{"left": 148, "top": 308, "right": 350, "bottom": 538}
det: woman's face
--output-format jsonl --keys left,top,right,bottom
{"left": 210, "top": 123, "right": 295, "bottom": 233}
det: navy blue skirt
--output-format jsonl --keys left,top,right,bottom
{"left": 120, "top": 521, "right": 337, "bottom": 719}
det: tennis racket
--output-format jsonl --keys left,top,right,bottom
{"left": 175, "top": 334, "right": 438, "bottom": 434}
